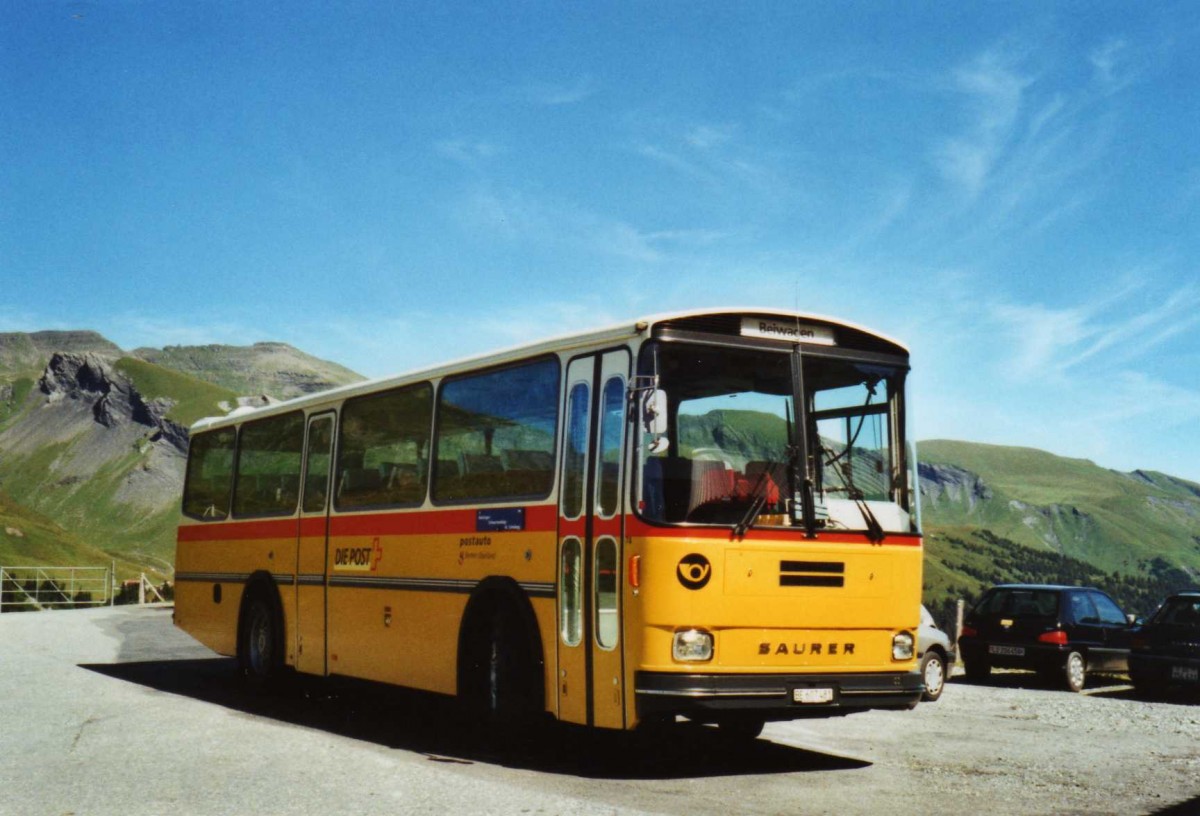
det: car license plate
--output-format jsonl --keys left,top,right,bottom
{"left": 794, "top": 687, "right": 834, "bottom": 704}
{"left": 1170, "top": 665, "right": 1199, "bottom": 683}
{"left": 989, "top": 645, "right": 1025, "bottom": 657}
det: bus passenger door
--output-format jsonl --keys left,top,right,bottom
{"left": 557, "top": 350, "right": 629, "bottom": 728}
{"left": 296, "top": 412, "right": 335, "bottom": 676}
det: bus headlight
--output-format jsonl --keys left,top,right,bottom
{"left": 672, "top": 629, "right": 714, "bottom": 662}
{"left": 892, "top": 631, "right": 915, "bottom": 661}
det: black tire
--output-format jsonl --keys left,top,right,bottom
{"left": 462, "top": 603, "right": 541, "bottom": 734}
{"left": 717, "top": 717, "right": 765, "bottom": 740}
{"left": 964, "top": 658, "right": 990, "bottom": 683}
{"left": 1063, "top": 650, "right": 1087, "bottom": 693}
{"left": 920, "top": 651, "right": 947, "bottom": 702}
{"left": 1130, "top": 672, "right": 1166, "bottom": 699}
{"left": 239, "top": 593, "right": 281, "bottom": 690}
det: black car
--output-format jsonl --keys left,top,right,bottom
{"left": 958, "top": 584, "right": 1134, "bottom": 692}
{"left": 1129, "top": 592, "right": 1200, "bottom": 696}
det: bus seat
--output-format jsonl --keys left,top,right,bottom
{"left": 276, "top": 473, "right": 300, "bottom": 504}
{"left": 744, "top": 461, "right": 784, "bottom": 505}
{"left": 459, "top": 453, "right": 503, "bottom": 474}
{"left": 688, "top": 460, "right": 733, "bottom": 515}
{"left": 500, "top": 449, "right": 553, "bottom": 473}
{"left": 642, "top": 458, "right": 666, "bottom": 519}
{"left": 386, "top": 462, "right": 419, "bottom": 489}
{"left": 338, "top": 467, "right": 382, "bottom": 499}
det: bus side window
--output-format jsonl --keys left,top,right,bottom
{"left": 232, "top": 412, "right": 305, "bottom": 518}
{"left": 183, "top": 427, "right": 236, "bottom": 520}
{"left": 433, "top": 357, "right": 560, "bottom": 503}
{"left": 337, "top": 383, "right": 433, "bottom": 510}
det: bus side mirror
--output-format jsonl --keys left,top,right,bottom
{"left": 642, "top": 389, "right": 668, "bottom": 436}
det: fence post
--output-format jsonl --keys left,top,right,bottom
{"left": 110, "top": 560, "right": 116, "bottom": 607}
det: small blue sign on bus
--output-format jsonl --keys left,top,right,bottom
{"left": 477, "top": 507, "right": 525, "bottom": 532}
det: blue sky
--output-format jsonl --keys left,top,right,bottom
{"left": 2, "top": 2, "right": 1199, "bottom": 481}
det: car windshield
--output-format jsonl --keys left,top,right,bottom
{"left": 1153, "top": 596, "right": 1200, "bottom": 626}
{"left": 976, "top": 588, "right": 1060, "bottom": 619}
{"left": 635, "top": 340, "right": 910, "bottom": 531}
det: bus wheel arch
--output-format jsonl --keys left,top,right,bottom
{"left": 456, "top": 577, "right": 546, "bottom": 727}
{"left": 237, "top": 571, "right": 285, "bottom": 689}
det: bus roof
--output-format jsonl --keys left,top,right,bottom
{"left": 189, "top": 307, "right": 908, "bottom": 432}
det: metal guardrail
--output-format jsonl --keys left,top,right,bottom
{"left": 0, "top": 565, "right": 113, "bottom": 610}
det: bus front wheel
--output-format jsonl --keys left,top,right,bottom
{"left": 461, "top": 602, "right": 541, "bottom": 732}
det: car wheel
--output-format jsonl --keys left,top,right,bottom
{"left": 1063, "top": 650, "right": 1086, "bottom": 693}
{"left": 920, "top": 651, "right": 946, "bottom": 702}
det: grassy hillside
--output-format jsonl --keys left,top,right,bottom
{"left": 114, "top": 357, "right": 238, "bottom": 427}
{"left": 133, "top": 341, "right": 364, "bottom": 399}
{"left": 923, "top": 527, "right": 1196, "bottom": 627}
{"left": 919, "top": 439, "right": 1200, "bottom": 576}
{"left": 0, "top": 489, "right": 146, "bottom": 576}
{"left": 0, "top": 438, "right": 180, "bottom": 578}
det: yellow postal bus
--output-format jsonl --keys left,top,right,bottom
{"left": 175, "top": 308, "right": 923, "bottom": 736}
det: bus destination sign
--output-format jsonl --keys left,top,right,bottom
{"left": 740, "top": 318, "right": 836, "bottom": 346}
{"left": 477, "top": 507, "right": 525, "bottom": 532}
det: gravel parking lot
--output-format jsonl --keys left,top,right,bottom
{"left": 1, "top": 606, "right": 1197, "bottom": 815}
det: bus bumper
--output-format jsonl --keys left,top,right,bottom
{"left": 634, "top": 670, "right": 923, "bottom": 722}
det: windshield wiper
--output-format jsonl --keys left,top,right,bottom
{"left": 733, "top": 462, "right": 779, "bottom": 537}
{"left": 827, "top": 455, "right": 886, "bottom": 543}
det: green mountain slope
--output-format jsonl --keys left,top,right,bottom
{"left": 133, "top": 341, "right": 364, "bottom": 399}
{"left": 113, "top": 357, "right": 239, "bottom": 427}
{"left": 919, "top": 439, "right": 1200, "bottom": 621}
{"left": 0, "top": 354, "right": 219, "bottom": 579}
{"left": 919, "top": 439, "right": 1200, "bottom": 573}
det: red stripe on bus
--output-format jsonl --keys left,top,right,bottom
{"left": 623, "top": 517, "right": 922, "bottom": 545}
{"left": 177, "top": 504, "right": 559, "bottom": 542}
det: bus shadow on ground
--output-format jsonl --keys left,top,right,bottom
{"left": 80, "top": 657, "right": 869, "bottom": 779}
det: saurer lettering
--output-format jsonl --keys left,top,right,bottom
{"left": 759, "top": 642, "right": 856, "bottom": 656}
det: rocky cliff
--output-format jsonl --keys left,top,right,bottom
{"left": 0, "top": 330, "right": 122, "bottom": 375}
{"left": 0, "top": 353, "right": 192, "bottom": 571}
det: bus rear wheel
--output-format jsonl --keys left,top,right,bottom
{"left": 239, "top": 593, "right": 281, "bottom": 690}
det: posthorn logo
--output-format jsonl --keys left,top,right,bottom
{"left": 677, "top": 554, "right": 712, "bottom": 590}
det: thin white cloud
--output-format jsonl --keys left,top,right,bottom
{"left": 516, "top": 76, "right": 599, "bottom": 106}
{"left": 685, "top": 124, "right": 737, "bottom": 150}
{"left": 455, "top": 188, "right": 664, "bottom": 263}
{"left": 934, "top": 48, "right": 1031, "bottom": 199}
{"left": 633, "top": 142, "right": 720, "bottom": 185}
{"left": 986, "top": 281, "right": 1200, "bottom": 382}
{"left": 1089, "top": 38, "right": 1132, "bottom": 92}
{"left": 434, "top": 139, "right": 502, "bottom": 166}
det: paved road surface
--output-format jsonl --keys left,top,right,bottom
{"left": 1, "top": 606, "right": 1198, "bottom": 815}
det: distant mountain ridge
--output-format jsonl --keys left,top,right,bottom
{"left": 918, "top": 439, "right": 1200, "bottom": 620}
{"left": 2, "top": 329, "right": 1197, "bottom": 612}
{"left": 0, "top": 330, "right": 364, "bottom": 579}
{"left": 133, "top": 341, "right": 364, "bottom": 401}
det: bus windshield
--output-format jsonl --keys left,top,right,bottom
{"left": 637, "top": 341, "right": 911, "bottom": 533}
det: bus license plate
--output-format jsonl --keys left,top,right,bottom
{"left": 794, "top": 688, "right": 834, "bottom": 704}
{"left": 1171, "top": 665, "right": 1199, "bottom": 683}
{"left": 989, "top": 645, "right": 1025, "bottom": 656}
